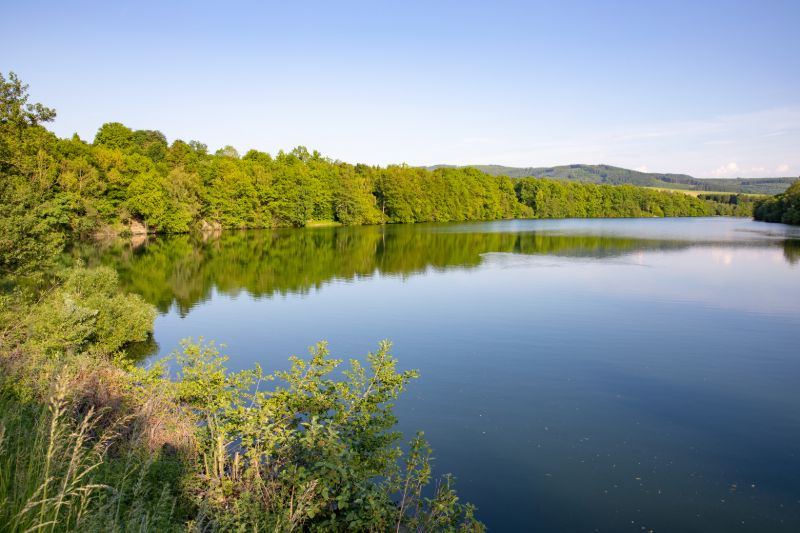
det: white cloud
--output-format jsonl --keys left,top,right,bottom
{"left": 710, "top": 162, "right": 774, "bottom": 177}
{"left": 712, "top": 162, "right": 741, "bottom": 177}
{"left": 634, "top": 165, "right": 649, "bottom": 172}
{"left": 447, "top": 106, "right": 800, "bottom": 178}
{"left": 776, "top": 164, "right": 790, "bottom": 174}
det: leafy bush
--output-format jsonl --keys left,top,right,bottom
{"left": 25, "top": 266, "right": 155, "bottom": 357}
{"left": 150, "top": 339, "right": 485, "bottom": 532}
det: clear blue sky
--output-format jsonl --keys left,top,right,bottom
{"left": 3, "top": 0, "right": 798, "bottom": 178}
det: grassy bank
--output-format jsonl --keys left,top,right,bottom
{"left": 0, "top": 268, "right": 485, "bottom": 532}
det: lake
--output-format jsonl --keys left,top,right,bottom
{"left": 79, "top": 217, "right": 800, "bottom": 532}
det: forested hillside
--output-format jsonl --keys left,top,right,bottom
{"left": 431, "top": 164, "right": 794, "bottom": 195}
{"left": 1, "top": 77, "right": 732, "bottom": 240}
{"left": 514, "top": 178, "right": 725, "bottom": 218}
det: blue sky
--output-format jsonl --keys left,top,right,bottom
{"left": 3, "top": 0, "right": 798, "bottom": 178}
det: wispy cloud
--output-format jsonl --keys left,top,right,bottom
{"left": 711, "top": 162, "right": 741, "bottom": 177}
{"left": 711, "top": 162, "right": 769, "bottom": 177}
{"left": 454, "top": 106, "right": 800, "bottom": 178}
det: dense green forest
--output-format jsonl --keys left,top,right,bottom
{"left": 1, "top": 73, "right": 487, "bottom": 531}
{"left": 0, "top": 70, "right": 743, "bottom": 242}
{"left": 432, "top": 163, "right": 794, "bottom": 195}
{"left": 754, "top": 179, "right": 800, "bottom": 225}
{"left": 512, "top": 178, "right": 750, "bottom": 218}
{"left": 5, "top": 120, "right": 729, "bottom": 237}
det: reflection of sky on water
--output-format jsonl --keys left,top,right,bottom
{"left": 124, "top": 217, "right": 800, "bottom": 532}
{"left": 431, "top": 216, "right": 800, "bottom": 242}
{"left": 480, "top": 245, "right": 799, "bottom": 317}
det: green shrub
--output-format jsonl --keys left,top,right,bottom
{"left": 25, "top": 266, "right": 155, "bottom": 357}
{"left": 162, "top": 338, "right": 485, "bottom": 532}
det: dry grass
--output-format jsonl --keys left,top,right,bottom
{"left": 0, "top": 376, "right": 111, "bottom": 532}
{"left": 643, "top": 186, "right": 766, "bottom": 198}
{"left": 0, "top": 362, "right": 193, "bottom": 532}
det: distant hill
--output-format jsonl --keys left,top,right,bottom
{"left": 427, "top": 164, "right": 795, "bottom": 195}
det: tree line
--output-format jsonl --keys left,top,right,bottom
{"left": 2, "top": 72, "right": 734, "bottom": 243}
{"left": 754, "top": 179, "right": 800, "bottom": 225}
{"left": 462, "top": 163, "right": 794, "bottom": 195}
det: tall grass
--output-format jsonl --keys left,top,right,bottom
{"left": 0, "top": 376, "right": 183, "bottom": 532}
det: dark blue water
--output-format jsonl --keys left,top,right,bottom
{"left": 87, "top": 217, "right": 800, "bottom": 531}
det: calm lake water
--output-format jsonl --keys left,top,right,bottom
{"left": 81, "top": 217, "right": 800, "bottom": 532}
